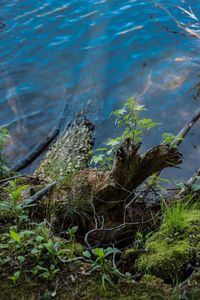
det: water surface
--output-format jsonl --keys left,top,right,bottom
{"left": 0, "top": 0, "right": 200, "bottom": 181}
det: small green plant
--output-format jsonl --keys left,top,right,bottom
{"left": 0, "top": 220, "right": 82, "bottom": 284}
{"left": 17, "top": 255, "right": 25, "bottom": 272}
{"left": 161, "top": 200, "right": 189, "bottom": 235}
{"left": 66, "top": 226, "right": 78, "bottom": 259}
{"left": 60, "top": 194, "right": 92, "bottom": 226}
{"left": 91, "top": 97, "right": 159, "bottom": 169}
{"left": 161, "top": 132, "right": 183, "bottom": 147}
{"left": 133, "top": 230, "right": 153, "bottom": 251}
{"left": 0, "top": 180, "right": 32, "bottom": 228}
{"left": 30, "top": 223, "right": 69, "bottom": 265}
{"left": 32, "top": 265, "right": 59, "bottom": 282}
{"left": 9, "top": 228, "right": 21, "bottom": 244}
{"left": 148, "top": 174, "right": 170, "bottom": 194}
{"left": 83, "top": 247, "right": 121, "bottom": 290}
{"left": 133, "top": 231, "right": 145, "bottom": 251}
{"left": 8, "top": 271, "right": 21, "bottom": 285}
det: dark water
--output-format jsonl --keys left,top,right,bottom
{"left": 0, "top": 0, "right": 200, "bottom": 181}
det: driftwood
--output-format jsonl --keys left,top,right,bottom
{"left": 174, "top": 106, "right": 200, "bottom": 147}
{"left": 95, "top": 139, "right": 182, "bottom": 209}
{"left": 27, "top": 181, "right": 57, "bottom": 204}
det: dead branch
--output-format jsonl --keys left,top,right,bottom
{"left": 111, "top": 139, "right": 182, "bottom": 189}
{"left": 174, "top": 106, "right": 200, "bottom": 146}
{"left": 27, "top": 181, "right": 57, "bottom": 204}
{"left": 93, "top": 139, "right": 182, "bottom": 219}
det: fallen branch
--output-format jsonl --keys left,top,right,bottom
{"left": 95, "top": 139, "right": 182, "bottom": 207}
{"left": 27, "top": 181, "right": 57, "bottom": 204}
{"left": 174, "top": 106, "right": 200, "bottom": 146}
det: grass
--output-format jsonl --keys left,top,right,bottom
{"left": 161, "top": 199, "right": 191, "bottom": 235}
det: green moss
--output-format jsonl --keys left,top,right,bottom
{"left": 136, "top": 209, "right": 200, "bottom": 282}
{"left": 120, "top": 248, "right": 141, "bottom": 274}
{"left": 136, "top": 237, "right": 190, "bottom": 282}
{"left": 74, "top": 242, "right": 84, "bottom": 256}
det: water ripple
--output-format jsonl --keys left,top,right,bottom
{"left": 0, "top": 0, "right": 200, "bottom": 179}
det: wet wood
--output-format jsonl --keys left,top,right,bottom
{"left": 174, "top": 106, "right": 200, "bottom": 146}
{"left": 95, "top": 139, "right": 182, "bottom": 208}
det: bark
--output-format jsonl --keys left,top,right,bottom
{"left": 95, "top": 139, "right": 182, "bottom": 208}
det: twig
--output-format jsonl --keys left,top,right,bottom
{"left": 0, "top": 174, "right": 29, "bottom": 184}
{"left": 0, "top": 175, "right": 37, "bottom": 189}
{"left": 26, "top": 181, "right": 57, "bottom": 204}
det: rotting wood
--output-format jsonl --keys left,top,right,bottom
{"left": 95, "top": 139, "right": 182, "bottom": 209}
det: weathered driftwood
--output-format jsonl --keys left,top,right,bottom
{"left": 95, "top": 139, "right": 182, "bottom": 209}
{"left": 27, "top": 181, "right": 57, "bottom": 204}
{"left": 174, "top": 106, "right": 200, "bottom": 147}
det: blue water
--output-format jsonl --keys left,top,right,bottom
{"left": 0, "top": 0, "right": 200, "bottom": 181}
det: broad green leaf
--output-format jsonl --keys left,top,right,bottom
{"left": 9, "top": 229, "right": 21, "bottom": 244}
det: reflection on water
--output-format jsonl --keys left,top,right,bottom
{"left": 0, "top": 0, "right": 200, "bottom": 180}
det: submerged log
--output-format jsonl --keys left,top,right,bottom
{"left": 34, "top": 119, "right": 94, "bottom": 180}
